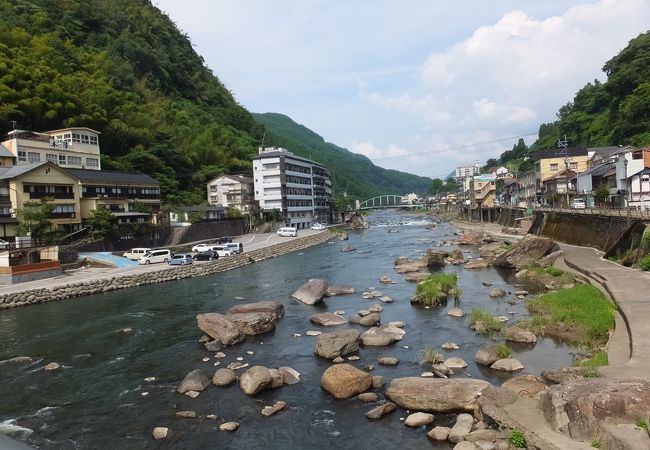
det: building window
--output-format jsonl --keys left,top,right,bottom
{"left": 18, "top": 151, "right": 26, "bottom": 162}
{"left": 53, "top": 204, "right": 75, "bottom": 213}
{"left": 89, "top": 136, "right": 98, "bottom": 145}
{"left": 28, "top": 152, "right": 40, "bottom": 163}
{"left": 568, "top": 162, "right": 577, "bottom": 170}
{"left": 46, "top": 153, "right": 57, "bottom": 163}
{"left": 550, "top": 163, "right": 559, "bottom": 171}
{"left": 67, "top": 155, "right": 82, "bottom": 166}
{"left": 59, "top": 154, "right": 66, "bottom": 165}
{"left": 86, "top": 158, "right": 99, "bottom": 167}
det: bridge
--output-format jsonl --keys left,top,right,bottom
{"left": 356, "top": 195, "right": 425, "bottom": 210}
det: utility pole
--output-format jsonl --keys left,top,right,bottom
{"left": 557, "top": 136, "right": 570, "bottom": 208}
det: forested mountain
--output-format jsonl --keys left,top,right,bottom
{"left": 0, "top": 0, "right": 429, "bottom": 205}
{"left": 492, "top": 31, "right": 650, "bottom": 173}
{"left": 254, "top": 113, "right": 432, "bottom": 199}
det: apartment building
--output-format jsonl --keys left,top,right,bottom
{"left": 2, "top": 127, "right": 102, "bottom": 171}
{"left": 253, "top": 147, "right": 332, "bottom": 228}
{"left": 455, "top": 163, "right": 480, "bottom": 181}
{"left": 206, "top": 174, "right": 256, "bottom": 213}
{"left": 470, "top": 174, "right": 497, "bottom": 208}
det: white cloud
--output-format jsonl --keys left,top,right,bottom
{"left": 350, "top": 141, "right": 407, "bottom": 160}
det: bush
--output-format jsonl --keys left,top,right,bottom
{"left": 418, "top": 347, "right": 443, "bottom": 366}
{"left": 495, "top": 343, "right": 513, "bottom": 358}
{"left": 544, "top": 266, "right": 564, "bottom": 277}
{"left": 640, "top": 254, "right": 650, "bottom": 271}
{"left": 469, "top": 308, "right": 505, "bottom": 334}
{"left": 508, "top": 430, "right": 526, "bottom": 448}
{"left": 415, "top": 273, "right": 459, "bottom": 306}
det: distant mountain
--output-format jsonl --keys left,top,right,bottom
{"left": 253, "top": 113, "right": 432, "bottom": 200}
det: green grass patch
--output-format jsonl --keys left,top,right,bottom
{"left": 526, "top": 285, "right": 615, "bottom": 347}
{"left": 415, "top": 273, "right": 459, "bottom": 306}
{"left": 544, "top": 266, "right": 564, "bottom": 277}
{"left": 508, "top": 430, "right": 526, "bottom": 448}
{"left": 417, "top": 346, "right": 443, "bottom": 365}
{"left": 468, "top": 308, "right": 505, "bottom": 334}
{"left": 575, "top": 350, "right": 609, "bottom": 368}
{"left": 495, "top": 343, "right": 513, "bottom": 358}
{"left": 640, "top": 254, "right": 650, "bottom": 271}
{"left": 591, "top": 439, "right": 601, "bottom": 448}
{"left": 636, "top": 419, "right": 648, "bottom": 432}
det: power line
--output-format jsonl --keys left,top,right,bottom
{"left": 369, "top": 132, "right": 538, "bottom": 161}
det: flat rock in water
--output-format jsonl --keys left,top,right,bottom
{"left": 176, "top": 410, "right": 198, "bottom": 419}
{"left": 321, "top": 363, "right": 372, "bottom": 399}
{"left": 368, "top": 304, "right": 383, "bottom": 313}
{"left": 465, "top": 260, "right": 489, "bottom": 269}
{"left": 226, "top": 301, "right": 285, "bottom": 320}
{"left": 405, "top": 271, "right": 430, "bottom": 283}
{"left": 152, "top": 427, "right": 169, "bottom": 439}
{"left": 505, "top": 325, "right": 537, "bottom": 344}
{"left": 490, "top": 358, "right": 524, "bottom": 372}
{"left": 427, "top": 426, "right": 450, "bottom": 441}
{"left": 292, "top": 278, "right": 328, "bottom": 305}
{"left": 365, "top": 402, "right": 397, "bottom": 419}
{"left": 310, "top": 313, "right": 348, "bottom": 326}
{"left": 386, "top": 378, "right": 492, "bottom": 413}
{"left": 196, "top": 313, "right": 244, "bottom": 346}
{"left": 44, "top": 362, "right": 60, "bottom": 371}
{"left": 447, "top": 308, "right": 465, "bottom": 317}
{"left": 372, "top": 375, "right": 385, "bottom": 388}
{"left": 178, "top": 369, "right": 210, "bottom": 393}
{"left": 219, "top": 422, "right": 239, "bottom": 431}
{"left": 315, "top": 330, "right": 360, "bottom": 359}
{"left": 204, "top": 340, "right": 222, "bottom": 352}
{"left": 326, "top": 284, "right": 356, "bottom": 296}
{"left": 279, "top": 366, "right": 301, "bottom": 385}
{"left": 444, "top": 357, "right": 468, "bottom": 369}
{"left": 357, "top": 392, "right": 378, "bottom": 402}
{"left": 360, "top": 325, "right": 406, "bottom": 346}
{"left": 306, "top": 330, "right": 322, "bottom": 336}
{"left": 2, "top": 356, "right": 33, "bottom": 365}
{"left": 377, "top": 356, "right": 399, "bottom": 366}
{"left": 379, "top": 296, "right": 394, "bottom": 303}
{"left": 489, "top": 288, "right": 507, "bottom": 298}
{"left": 261, "top": 401, "right": 287, "bottom": 417}
{"left": 442, "top": 342, "right": 459, "bottom": 351}
{"left": 379, "top": 276, "right": 393, "bottom": 284}
{"left": 404, "top": 412, "right": 435, "bottom": 427}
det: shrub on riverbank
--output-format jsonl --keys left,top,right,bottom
{"left": 575, "top": 349, "right": 608, "bottom": 368}
{"left": 468, "top": 308, "right": 505, "bottom": 334}
{"left": 413, "top": 273, "right": 460, "bottom": 306}
{"left": 524, "top": 285, "right": 615, "bottom": 347}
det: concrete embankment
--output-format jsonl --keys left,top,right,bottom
{"left": 0, "top": 232, "right": 333, "bottom": 309}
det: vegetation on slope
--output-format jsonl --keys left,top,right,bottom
{"left": 254, "top": 113, "right": 432, "bottom": 200}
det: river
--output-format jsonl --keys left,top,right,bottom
{"left": 0, "top": 211, "right": 575, "bottom": 449}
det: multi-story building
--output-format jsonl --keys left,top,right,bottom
{"left": 0, "top": 144, "right": 15, "bottom": 168}
{"left": 206, "top": 174, "right": 256, "bottom": 213}
{"left": 470, "top": 174, "right": 497, "bottom": 208}
{"left": 253, "top": 147, "right": 332, "bottom": 228}
{"left": 2, "top": 127, "right": 102, "bottom": 171}
{"left": 455, "top": 163, "right": 480, "bottom": 181}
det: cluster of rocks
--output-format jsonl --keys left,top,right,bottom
{"left": 1, "top": 231, "right": 333, "bottom": 309}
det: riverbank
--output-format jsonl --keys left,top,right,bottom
{"left": 0, "top": 231, "right": 333, "bottom": 309}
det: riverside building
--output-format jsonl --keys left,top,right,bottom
{"left": 253, "top": 147, "right": 332, "bottom": 229}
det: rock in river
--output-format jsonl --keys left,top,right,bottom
{"left": 310, "top": 313, "right": 348, "bottom": 326}
{"left": 505, "top": 325, "right": 537, "bottom": 344}
{"left": 321, "top": 363, "right": 372, "bottom": 399}
{"left": 315, "top": 330, "right": 360, "bottom": 359}
{"left": 196, "top": 313, "right": 244, "bottom": 346}
{"left": 326, "top": 284, "right": 356, "bottom": 296}
{"left": 212, "top": 368, "right": 237, "bottom": 387}
{"left": 404, "top": 412, "right": 434, "bottom": 427}
{"left": 448, "top": 413, "right": 474, "bottom": 443}
{"left": 488, "top": 288, "right": 507, "bottom": 298}
{"left": 360, "top": 325, "right": 406, "bottom": 346}
{"left": 365, "top": 402, "right": 397, "bottom": 420}
{"left": 474, "top": 345, "right": 502, "bottom": 367}
{"left": 292, "top": 278, "right": 328, "bottom": 305}
{"left": 178, "top": 369, "right": 210, "bottom": 393}
{"left": 239, "top": 366, "right": 276, "bottom": 395}
{"left": 447, "top": 308, "right": 465, "bottom": 317}
{"left": 226, "top": 301, "right": 285, "bottom": 320}
{"left": 386, "top": 378, "right": 491, "bottom": 413}
{"left": 490, "top": 358, "right": 524, "bottom": 372}
{"left": 225, "top": 312, "right": 277, "bottom": 336}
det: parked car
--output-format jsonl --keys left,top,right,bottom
{"left": 216, "top": 236, "right": 233, "bottom": 244}
{"left": 191, "top": 243, "right": 212, "bottom": 253}
{"left": 311, "top": 223, "right": 326, "bottom": 230}
{"left": 168, "top": 253, "right": 193, "bottom": 265}
{"left": 572, "top": 198, "right": 586, "bottom": 209}
{"left": 277, "top": 227, "right": 298, "bottom": 237}
{"left": 193, "top": 250, "right": 218, "bottom": 261}
{"left": 123, "top": 247, "right": 152, "bottom": 260}
{"left": 224, "top": 242, "right": 243, "bottom": 254}
{"left": 209, "top": 245, "right": 234, "bottom": 257}
{"left": 138, "top": 249, "right": 171, "bottom": 265}
{"left": 0, "top": 239, "right": 10, "bottom": 249}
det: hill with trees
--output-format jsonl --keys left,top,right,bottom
{"left": 0, "top": 0, "right": 429, "bottom": 206}
{"left": 254, "top": 113, "right": 432, "bottom": 200}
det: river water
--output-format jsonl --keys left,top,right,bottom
{"left": 0, "top": 212, "right": 575, "bottom": 450}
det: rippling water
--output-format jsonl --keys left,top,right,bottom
{"left": 0, "top": 212, "right": 575, "bottom": 449}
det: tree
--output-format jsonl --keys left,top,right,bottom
{"left": 270, "top": 208, "right": 283, "bottom": 222}
{"left": 15, "top": 196, "right": 55, "bottom": 244}
{"left": 429, "top": 178, "right": 444, "bottom": 195}
{"left": 594, "top": 184, "right": 610, "bottom": 206}
{"left": 85, "top": 208, "right": 118, "bottom": 240}
{"left": 226, "top": 207, "right": 243, "bottom": 218}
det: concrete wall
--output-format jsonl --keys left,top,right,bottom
{"left": 496, "top": 207, "right": 526, "bottom": 227}
{"left": 0, "top": 231, "right": 333, "bottom": 309}
{"left": 529, "top": 210, "right": 640, "bottom": 251}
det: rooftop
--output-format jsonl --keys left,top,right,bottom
{"left": 532, "top": 147, "right": 588, "bottom": 161}
{"left": 66, "top": 168, "right": 159, "bottom": 185}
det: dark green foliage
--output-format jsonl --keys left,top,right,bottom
{"left": 253, "top": 113, "right": 432, "bottom": 200}
{"left": 15, "top": 196, "right": 55, "bottom": 243}
{"left": 84, "top": 208, "right": 118, "bottom": 240}
{"left": 414, "top": 273, "right": 459, "bottom": 306}
{"left": 508, "top": 430, "right": 526, "bottom": 448}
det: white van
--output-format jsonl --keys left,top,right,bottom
{"left": 138, "top": 249, "right": 171, "bottom": 265}
{"left": 209, "top": 245, "right": 234, "bottom": 257}
{"left": 277, "top": 227, "right": 298, "bottom": 237}
{"left": 224, "top": 242, "right": 243, "bottom": 254}
{"left": 123, "top": 248, "right": 151, "bottom": 260}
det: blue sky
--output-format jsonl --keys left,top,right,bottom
{"left": 155, "top": 0, "right": 650, "bottom": 178}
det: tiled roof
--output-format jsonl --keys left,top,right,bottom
{"left": 0, "top": 162, "right": 49, "bottom": 180}
{"left": 66, "top": 168, "right": 159, "bottom": 185}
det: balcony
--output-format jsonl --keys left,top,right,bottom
{"left": 29, "top": 191, "right": 75, "bottom": 200}
{"left": 51, "top": 212, "right": 76, "bottom": 219}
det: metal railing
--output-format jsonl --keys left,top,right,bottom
{"left": 528, "top": 204, "right": 650, "bottom": 219}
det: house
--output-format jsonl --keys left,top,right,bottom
{"left": 519, "top": 170, "right": 537, "bottom": 206}
{"left": 2, "top": 127, "right": 102, "bottom": 170}
{"left": 206, "top": 174, "right": 256, "bottom": 212}
{"left": 614, "top": 147, "right": 650, "bottom": 208}
{"left": 532, "top": 147, "right": 589, "bottom": 202}
{"left": 500, "top": 177, "right": 520, "bottom": 206}
{"left": 541, "top": 170, "right": 577, "bottom": 207}
{"left": 169, "top": 206, "right": 228, "bottom": 225}
{"left": 470, "top": 175, "right": 497, "bottom": 208}
{"left": 576, "top": 162, "right": 617, "bottom": 207}
{"left": 0, "top": 143, "right": 15, "bottom": 167}
{"left": 253, "top": 147, "right": 332, "bottom": 228}
{"left": 488, "top": 166, "right": 511, "bottom": 179}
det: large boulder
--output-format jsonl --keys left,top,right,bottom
{"left": 505, "top": 325, "right": 537, "bottom": 344}
{"left": 478, "top": 241, "right": 509, "bottom": 259}
{"left": 425, "top": 250, "right": 448, "bottom": 267}
{"left": 315, "top": 330, "right": 360, "bottom": 359}
{"left": 474, "top": 345, "right": 501, "bottom": 367}
{"left": 541, "top": 379, "right": 650, "bottom": 441}
{"left": 326, "top": 284, "right": 356, "bottom": 296}
{"left": 492, "top": 235, "right": 560, "bottom": 269}
{"left": 360, "top": 325, "right": 406, "bottom": 346}
{"left": 349, "top": 214, "right": 369, "bottom": 229}
{"left": 501, "top": 374, "right": 547, "bottom": 397}
{"left": 226, "top": 301, "right": 285, "bottom": 320}
{"left": 321, "top": 363, "right": 372, "bottom": 399}
{"left": 292, "top": 279, "right": 328, "bottom": 305}
{"left": 310, "top": 313, "right": 348, "bottom": 326}
{"left": 457, "top": 232, "right": 482, "bottom": 245}
{"left": 225, "top": 312, "right": 277, "bottom": 336}
{"left": 178, "top": 369, "right": 210, "bottom": 393}
{"left": 490, "top": 358, "right": 524, "bottom": 372}
{"left": 212, "top": 368, "right": 237, "bottom": 387}
{"left": 386, "top": 378, "right": 492, "bottom": 413}
{"left": 196, "top": 313, "right": 244, "bottom": 346}
{"left": 239, "top": 366, "right": 274, "bottom": 395}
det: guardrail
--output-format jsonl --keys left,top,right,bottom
{"left": 534, "top": 205, "right": 650, "bottom": 219}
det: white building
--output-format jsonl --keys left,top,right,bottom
{"left": 206, "top": 174, "right": 256, "bottom": 212}
{"left": 2, "top": 127, "right": 102, "bottom": 170}
{"left": 455, "top": 163, "right": 480, "bottom": 181}
{"left": 253, "top": 147, "right": 332, "bottom": 228}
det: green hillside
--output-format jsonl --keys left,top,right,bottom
{"left": 254, "top": 113, "right": 432, "bottom": 200}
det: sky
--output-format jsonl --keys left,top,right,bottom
{"left": 155, "top": 0, "right": 650, "bottom": 179}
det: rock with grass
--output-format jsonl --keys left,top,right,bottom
{"left": 490, "top": 358, "right": 524, "bottom": 372}
{"left": 315, "top": 330, "right": 360, "bottom": 359}
{"left": 386, "top": 378, "right": 491, "bottom": 412}
{"left": 178, "top": 369, "right": 210, "bottom": 393}
{"left": 292, "top": 278, "right": 328, "bottom": 305}
{"left": 310, "top": 313, "right": 348, "bottom": 326}
{"left": 326, "top": 284, "right": 356, "bottom": 296}
{"left": 197, "top": 313, "right": 244, "bottom": 346}
{"left": 365, "top": 401, "right": 397, "bottom": 419}
{"left": 505, "top": 325, "right": 537, "bottom": 344}
{"left": 321, "top": 363, "right": 372, "bottom": 399}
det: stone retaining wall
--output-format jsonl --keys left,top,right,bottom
{"left": 0, "top": 232, "right": 334, "bottom": 309}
